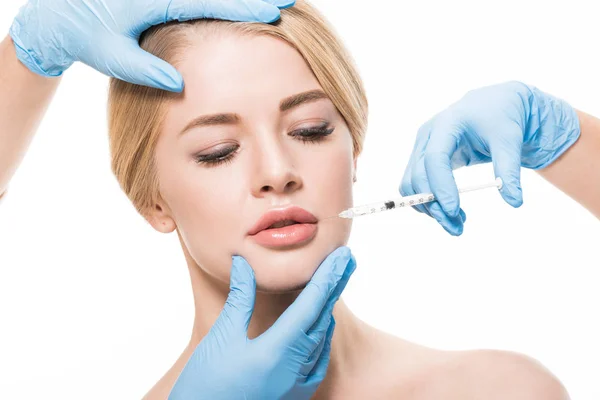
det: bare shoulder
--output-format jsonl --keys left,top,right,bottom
{"left": 460, "top": 349, "right": 568, "bottom": 399}
{"left": 406, "top": 349, "right": 569, "bottom": 400}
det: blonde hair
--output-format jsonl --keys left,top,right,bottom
{"left": 107, "top": 0, "right": 368, "bottom": 216}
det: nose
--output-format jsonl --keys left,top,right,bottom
{"left": 251, "top": 139, "right": 303, "bottom": 197}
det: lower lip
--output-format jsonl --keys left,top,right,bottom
{"left": 250, "top": 223, "right": 318, "bottom": 248}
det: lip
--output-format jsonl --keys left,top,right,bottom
{"left": 248, "top": 206, "right": 318, "bottom": 248}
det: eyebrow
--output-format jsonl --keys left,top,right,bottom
{"left": 179, "top": 113, "right": 241, "bottom": 136}
{"left": 279, "top": 89, "right": 329, "bottom": 112}
{"left": 179, "top": 89, "right": 329, "bottom": 136}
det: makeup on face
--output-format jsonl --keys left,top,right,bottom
{"left": 190, "top": 121, "right": 334, "bottom": 168}
{"left": 153, "top": 34, "right": 355, "bottom": 291}
{"left": 176, "top": 90, "right": 337, "bottom": 170}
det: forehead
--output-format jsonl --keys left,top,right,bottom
{"left": 173, "top": 32, "right": 323, "bottom": 115}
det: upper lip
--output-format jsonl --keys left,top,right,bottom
{"left": 248, "top": 206, "right": 318, "bottom": 235}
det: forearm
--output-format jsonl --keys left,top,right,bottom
{"left": 0, "top": 35, "right": 60, "bottom": 196}
{"left": 538, "top": 110, "right": 600, "bottom": 218}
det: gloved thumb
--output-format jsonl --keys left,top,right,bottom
{"left": 490, "top": 128, "right": 524, "bottom": 208}
{"left": 217, "top": 256, "right": 257, "bottom": 335}
{"left": 103, "top": 41, "right": 184, "bottom": 92}
{"left": 163, "top": 0, "right": 288, "bottom": 24}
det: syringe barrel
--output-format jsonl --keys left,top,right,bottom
{"left": 392, "top": 193, "right": 435, "bottom": 208}
{"left": 348, "top": 192, "right": 436, "bottom": 217}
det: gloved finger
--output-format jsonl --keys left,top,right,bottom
{"left": 423, "top": 122, "right": 462, "bottom": 218}
{"left": 399, "top": 120, "right": 432, "bottom": 215}
{"left": 289, "top": 254, "right": 351, "bottom": 367}
{"left": 261, "top": 0, "right": 297, "bottom": 8}
{"left": 303, "top": 254, "right": 355, "bottom": 348}
{"left": 299, "top": 315, "right": 334, "bottom": 376}
{"left": 163, "top": 0, "right": 285, "bottom": 24}
{"left": 460, "top": 209, "right": 467, "bottom": 223}
{"left": 399, "top": 166, "right": 424, "bottom": 215}
{"left": 412, "top": 159, "right": 464, "bottom": 236}
{"left": 489, "top": 126, "right": 524, "bottom": 208}
{"left": 215, "top": 255, "right": 257, "bottom": 336}
{"left": 105, "top": 41, "right": 184, "bottom": 92}
{"left": 409, "top": 157, "right": 436, "bottom": 217}
{"left": 304, "top": 317, "right": 335, "bottom": 385}
{"left": 266, "top": 247, "right": 353, "bottom": 346}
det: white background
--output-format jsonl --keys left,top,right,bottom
{"left": 1, "top": 0, "right": 599, "bottom": 398}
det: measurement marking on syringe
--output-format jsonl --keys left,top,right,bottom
{"left": 336, "top": 178, "right": 503, "bottom": 219}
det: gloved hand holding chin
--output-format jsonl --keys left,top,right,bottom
{"left": 169, "top": 246, "right": 356, "bottom": 400}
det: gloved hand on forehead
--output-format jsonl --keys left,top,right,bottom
{"left": 400, "top": 81, "right": 580, "bottom": 235}
{"left": 9, "top": 0, "right": 295, "bottom": 92}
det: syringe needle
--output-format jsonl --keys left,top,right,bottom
{"left": 320, "top": 214, "right": 340, "bottom": 221}
{"left": 331, "top": 177, "right": 503, "bottom": 220}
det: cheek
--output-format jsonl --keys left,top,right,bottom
{"left": 315, "top": 137, "right": 355, "bottom": 244}
{"left": 305, "top": 134, "right": 355, "bottom": 211}
{"left": 157, "top": 161, "right": 243, "bottom": 282}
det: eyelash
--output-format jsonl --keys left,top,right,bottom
{"left": 194, "top": 125, "right": 335, "bottom": 167}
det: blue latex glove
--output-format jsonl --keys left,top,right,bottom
{"left": 401, "top": 81, "right": 580, "bottom": 235}
{"left": 169, "top": 246, "right": 357, "bottom": 400}
{"left": 9, "top": 0, "right": 295, "bottom": 91}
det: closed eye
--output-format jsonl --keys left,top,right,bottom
{"left": 193, "top": 123, "right": 335, "bottom": 167}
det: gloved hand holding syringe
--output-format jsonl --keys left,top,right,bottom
{"left": 324, "top": 178, "right": 503, "bottom": 220}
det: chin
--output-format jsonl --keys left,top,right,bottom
{"left": 245, "top": 250, "right": 318, "bottom": 293}
{"left": 255, "top": 277, "right": 310, "bottom": 293}
{"left": 246, "top": 233, "right": 349, "bottom": 293}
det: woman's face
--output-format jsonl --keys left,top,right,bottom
{"left": 151, "top": 31, "right": 356, "bottom": 292}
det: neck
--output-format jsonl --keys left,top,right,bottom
{"left": 183, "top": 246, "right": 370, "bottom": 396}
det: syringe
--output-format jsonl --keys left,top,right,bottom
{"left": 329, "top": 177, "right": 503, "bottom": 219}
